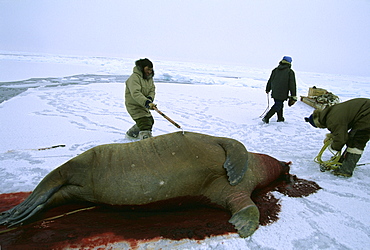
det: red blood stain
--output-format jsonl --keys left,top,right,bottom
{"left": 0, "top": 178, "right": 320, "bottom": 249}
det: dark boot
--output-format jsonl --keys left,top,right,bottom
{"left": 262, "top": 109, "right": 275, "bottom": 124}
{"left": 126, "top": 124, "right": 140, "bottom": 138}
{"left": 277, "top": 109, "right": 284, "bottom": 122}
{"left": 333, "top": 151, "right": 361, "bottom": 177}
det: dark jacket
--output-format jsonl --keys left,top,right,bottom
{"left": 125, "top": 66, "right": 155, "bottom": 120}
{"left": 266, "top": 61, "right": 297, "bottom": 100}
{"left": 312, "top": 98, "right": 370, "bottom": 151}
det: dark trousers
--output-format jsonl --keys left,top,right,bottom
{"left": 271, "top": 99, "right": 284, "bottom": 113}
{"left": 264, "top": 99, "right": 285, "bottom": 121}
{"left": 134, "top": 116, "right": 154, "bottom": 131}
{"left": 347, "top": 128, "right": 370, "bottom": 150}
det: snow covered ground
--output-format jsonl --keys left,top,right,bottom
{"left": 0, "top": 52, "right": 369, "bottom": 249}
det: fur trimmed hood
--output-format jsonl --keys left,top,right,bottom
{"left": 312, "top": 109, "right": 327, "bottom": 128}
{"left": 135, "top": 58, "right": 154, "bottom": 79}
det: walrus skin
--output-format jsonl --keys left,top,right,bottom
{"left": 0, "top": 132, "right": 291, "bottom": 238}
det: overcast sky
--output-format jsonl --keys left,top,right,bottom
{"left": 1, "top": 0, "right": 369, "bottom": 76}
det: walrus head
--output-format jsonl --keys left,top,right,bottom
{"left": 272, "top": 161, "right": 321, "bottom": 198}
{"left": 277, "top": 161, "right": 304, "bottom": 186}
{"left": 279, "top": 161, "right": 293, "bottom": 183}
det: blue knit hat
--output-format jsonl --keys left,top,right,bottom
{"left": 304, "top": 114, "right": 316, "bottom": 128}
{"left": 282, "top": 56, "right": 292, "bottom": 63}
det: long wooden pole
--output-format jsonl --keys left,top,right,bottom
{"left": 153, "top": 106, "right": 182, "bottom": 129}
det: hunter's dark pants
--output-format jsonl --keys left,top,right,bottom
{"left": 347, "top": 128, "right": 370, "bottom": 150}
{"left": 271, "top": 99, "right": 284, "bottom": 112}
{"left": 134, "top": 116, "right": 155, "bottom": 131}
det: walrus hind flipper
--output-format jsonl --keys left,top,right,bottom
{"left": 218, "top": 139, "right": 248, "bottom": 186}
{"left": 229, "top": 205, "right": 259, "bottom": 238}
{"left": 0, "top": 186, "right": 61, "bottom": 227}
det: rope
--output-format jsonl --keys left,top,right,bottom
{"left": 259, "top": 93, "right": 270, "bottom": 118}
{"left": 0, "top": 206, "right": 96, "bottom": 235}
{"left": 6, "top": 144, "right": 66, "bottom": 153}
{"left": 314, "top": 138, "right": 342, "bottom": 172}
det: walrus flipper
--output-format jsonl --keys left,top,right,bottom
{"left": 218, "top": 138, "right": 248, "bottom": 186}
{"left": 229, "top": 205, "right": 260, "bottom": 237}
{"left": 0, "top": 185, "right": 61, "bottom": 227}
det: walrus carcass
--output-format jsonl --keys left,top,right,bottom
{"left": 0, "top": 132, "right": 291, "bottom": 238}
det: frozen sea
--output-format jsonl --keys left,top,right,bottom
{"left": 0, "top": 52, "right": 369, "bottom": 249}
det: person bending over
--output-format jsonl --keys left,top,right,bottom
{"left": 305, "top": 98, "right": 370, "bottom": 177}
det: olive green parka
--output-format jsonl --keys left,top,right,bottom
{"left": 266, "top": 60, "right": 297, "bottom": 100}
{"left": 125, "top": 66, "right": 155, "bottom": 120}
{"left": 312, "top": 98, "right": 370, "bottom": 151}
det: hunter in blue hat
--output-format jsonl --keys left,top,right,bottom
{"left": 263, "top": 56, "right": 297, "bottom": 123}
{"left": 282, "top": 56, "right": 292, "bottom": 63}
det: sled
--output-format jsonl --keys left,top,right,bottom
{"left": 300, "top": 86, "right": 340, "bottom": 110}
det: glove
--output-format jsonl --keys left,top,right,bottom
{"left": 323, "top": 133, "right": 333, "bottom": 144}
{"left": 145, "top": 100, "right": 157, "bottom": 109}
{"left": 288, "top": 96, "right": 297, "bottom": 106}
{"left": 148, "top": 102, "right": 157, "bottom": 110}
